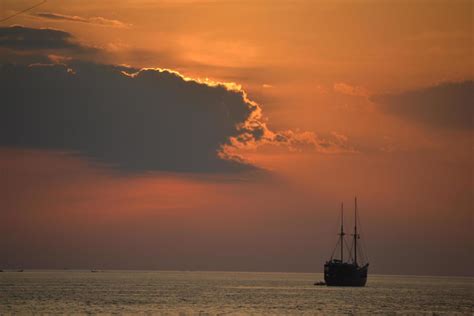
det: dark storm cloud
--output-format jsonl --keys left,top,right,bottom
{"left": 0, "top": 25, "right": 87, "bottom": 51}
{"left": 372, "top": 81, "right": 473, "bottom": 130}
{"left": 34, "top": 12, "right": 129, "bottom": 28}
{"left": 0, "top": 26, "right": 99, "bottom": 66}
{"left": 0, "top": 62, "right": 266, "bottom": 172}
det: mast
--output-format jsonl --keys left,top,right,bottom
{"left": 354, "top": 197, "right": 358, "bottom": 265}
{"left": 340, "top": 203, "right": 345, "bottom": 262}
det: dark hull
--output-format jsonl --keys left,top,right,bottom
{"left": 324, "top": 261, "right": 368, "bottom": 287}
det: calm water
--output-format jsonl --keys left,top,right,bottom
{"left": 0, "top": 270, "right": 472, "bottom": 314}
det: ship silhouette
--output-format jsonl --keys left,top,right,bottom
{"left": 324, "top": 197, "right": 369, "bottom": 286}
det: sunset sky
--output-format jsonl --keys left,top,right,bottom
{"left": 0, "top": 0, "right": 472, "bottom": 276}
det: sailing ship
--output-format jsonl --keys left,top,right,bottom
{"left": 324, "top": 197, "right": 369, "bottom": 286}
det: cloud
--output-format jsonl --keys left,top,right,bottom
{"left": 333, "top": 82, "right": 369, "bottom": 97}
{"left": 0, "top": 62, "right": 260, "bottom": 172}
{"left": 223, "top": 128, "right": 356, "bottom": 157}
{"left": 0, "top": 25, "right": 94, "bottom": 53}
{"left": 34, "top": 12, "right": 130, "bottom": 28}
{"left": 0, "top": 61, "right": 354, "bottom": 173}
{"left": 272, "top": 130, "right": 356, "bottom": 153}
{"left": 372, "top": 81, "right": 473, "bottom": 130}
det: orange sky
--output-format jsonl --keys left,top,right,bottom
{"left": 0, "top": 0, "right": 472, "bottom": 275}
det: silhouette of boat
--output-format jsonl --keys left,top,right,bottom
{"left": 324, "top": 197, "right": 369, "bottom": 287}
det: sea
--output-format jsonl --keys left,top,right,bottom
{"left": 0, "top": 270, "right": 472, "bottom": 315}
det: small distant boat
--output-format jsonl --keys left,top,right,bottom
{"left": 324, "top": 197, "right": 369, "bottom": 287}
{"left": 314, "top": 281, "right": 326, "bottom": 286}
{"left": 91, "top": 269, "right": 100, "bottom": 273}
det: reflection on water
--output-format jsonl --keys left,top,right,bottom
{"left": 0, "top": 271, "right": 472, "bottom": 314}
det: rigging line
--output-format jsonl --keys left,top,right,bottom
{"left": 343, "top": 239, "right": 353, "bottom": 261}
{"left": 329, "top": 238, "right": 340, "bottom": 260}
{"left": 362, "top": 238, "right": 369, "bottom": 261}
{"left": 347, "top": 240, "right": 354, "bottom": 254}
{"left": 329, "top": 204, "right": 344, "bottom": 260}
{"left": 357, "top": 242, "right": 365, "bottom": 262}
{"left": 360, "top": 236, "right": 369, "bottom": 262}
{"left": 355, "top": 201, "right": 369, "bottom": 262}
{"left": 357, "top": 221, "right": 369, "bottom": 262}
{"left": 356, "top": 236, "right": 367, "bottom": 263}
{"left": 360, "top": 248, "right": 367, "bottom": 264}
{"left": 332, "top": 209, "right": 342, "bottom": 241}
{"left": 0, "top": 0, "right": 47, "bottom": 23}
